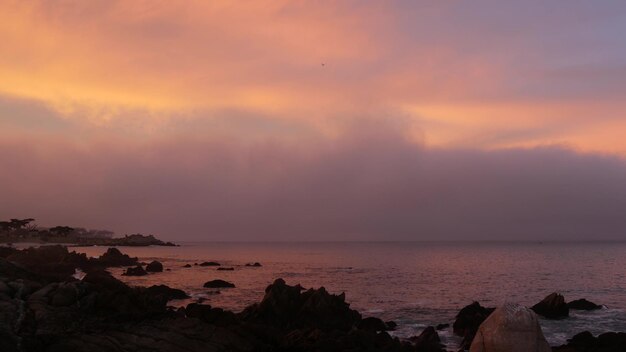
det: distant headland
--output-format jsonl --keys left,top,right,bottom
{"left": 0, "top": 218, "right": 176, "bottom": 246}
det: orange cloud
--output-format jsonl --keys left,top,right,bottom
{"left": 1, "top": 1, "right": 625, "bottom": 155}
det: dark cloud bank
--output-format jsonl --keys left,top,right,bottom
{"left": 1, "top": 126, "right": 626, "bottom": 241}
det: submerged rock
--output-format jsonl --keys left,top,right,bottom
{"left": 469, "top": 303, "right": 551, "bottom": 352}
{"left": 245, "top": 262, "right": 262, "bottom": 267}
{"left": 199, "top": 261, "right": 220, "bottom": 266}
{"left": 531, "top": 292, "right": 569, "bottom": 319}
{"left": 203, "top": 279, "right": 235, "bottom": 288}
{"left": 217, "top": 267, "right": 234, "bottom": 271}
{"left": 145, "top": 260, "right": 163, "bottom": 272}
{"left": 182, "top": 264, "right": 192, "bottom": 268}
{"left": 567, "top": 298, "right": 602, "bottom": 310}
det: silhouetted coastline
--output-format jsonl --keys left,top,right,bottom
{"left": 0, "top": 245, "right": 623, "bottom": 351}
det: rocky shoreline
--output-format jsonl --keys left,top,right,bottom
{"left": 0, "top": 245, "right": 623, "bottom": 352}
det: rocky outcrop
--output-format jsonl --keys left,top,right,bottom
{"left": 553, "top": 331, "right": 626, "bottom": 352}
{"left": 454, "top": 301, "right": 495, "bottom": 349}
{"left": 94, "top": 247, "right": 138, "bottom": 267}
{"left": 199, "top": 261, "right": 220, "bottom": 266}
{"left": 531, "top": 292, "right": 569, "bottom": 319}
{"left": 1, "top": 249, "right": 428, "bottom": 352}
{"left": 567, "top": 298, "right": 602, "bottom": 310}
{"left": 241, "top": 278, "right": 360, "bottom": 331}
{"left": 145, "top": 260, "right": 164, "bottom": 272}
{"left": 469, "top": 303, "right": 551, "bottom": 352}
{"left": 246, "top": 262, "right": 262, "bottom": 267}
{"left": 5, "top": 245, "right": 89, "bottom": 279}
{"left": 204, "top": 279, "right": 235, "bottom": 288}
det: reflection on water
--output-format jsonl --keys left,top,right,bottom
{"left": 73, "top": 241, "right": 626, "bottom": 347}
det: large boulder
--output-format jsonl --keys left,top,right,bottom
{"left": 469, "top": 303, "right": 551, "bottom": 352}
{"left": 531, "top": 292, "right": 569, "bottom": 319}
{"left": 453, "top": 301, "right": 495, "bottom": 349}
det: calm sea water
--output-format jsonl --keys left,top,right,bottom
{"left": 71, "top": 242, "right": 626, "bottom": 348}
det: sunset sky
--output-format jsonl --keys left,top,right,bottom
{"left": 1, "top": 1, "right": 626, "bottom": 240}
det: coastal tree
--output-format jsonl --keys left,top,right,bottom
{"left": 9, "top": 218, "right": 35, "bottom": 230}
{"left": 49, "top": 226, "right": 75, "bottom": 237}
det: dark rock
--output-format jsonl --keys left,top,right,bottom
{"left": 241, "top": 278, "right": 361, "bottom": 332}
{"left": 50, "top": 282, "right": 80, "bottom": 307}
{"left": 453, "top": 301, "right": 495, "bottom": 350}
{"left": 567, "top": 298, "right": 602, "bottom": 310}
{"left": 410, "top": 326, "right": 445, "bottom": 352}
{"left": 358, "top": 317, "right": 388, "bottom": 331}
{"left": 531, "top": 292, "right": 569, "bottom": 319}
{"left": 199, "top": 261, "right": 220, "bottom": 266}
{"left": 386, "top": 320, "right": 397, "bottom": 330}
{"left": 95, "top": 247, "right": 138, "bottom": 267}
{"left": 145, "top": 284, "right": 189, "bottom": 300}
{"left": 122, "top": 265, "right": 148, "bottom": 276}
{"left": 145, "top": 260, "right": 163, "bottom": 272}
{"left": 203, "top": 279, "right": 235, "bottom": 288}
{"left": 185, "top": 303, "right": 239, "bottom": 326}
{"left": 435, "top": 323, "right": 449, "bottom": 330}
{"left": 183, "top": 264, "right": 192, "bottom": 268}
{"left": 553, "top": 331, "right": 626, "bottom": 352}
{"left": 6, "top": 245, "right": 89, "bottom": 279}
{"left": 217, "top": 267, "right": 235, "bottom": 271}
{"left": 245, "top": 262, "right": 262, "bottom": 267}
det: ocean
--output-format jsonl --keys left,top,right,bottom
{"left": 72, "top": 241, "right": 626, "bottom": 348}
